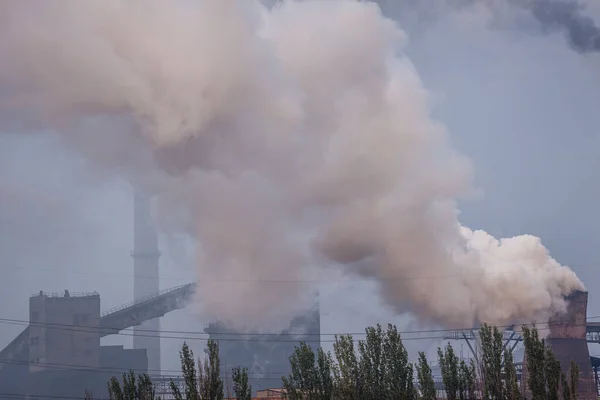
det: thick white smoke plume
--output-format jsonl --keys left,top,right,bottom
{"left": 0, "top": 0, "right": 584, "bottom": 330}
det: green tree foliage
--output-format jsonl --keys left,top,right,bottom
{"left": 99, "top": 323, "right": 582, "bottom": 400}
{"left": 358, "top": 324, "right": 386, "bottom": 400}
{"left": 522, "top": 326, "right": 547, "bottom": 400}
{"left": 477, "top": 324, "right": 522, "bottom": 400}
{"left": 382, "top": 324, "right": 415, "bottom": 400}
{"left": 108, "top": 371, "right": 159, "bottom": 400}
{"left": 232, "top": 366, "right": 252, "bottom": 400}
{"left": 286, "top": 324, "right": 416, "bottom": 400}
{"left": 358, "top": 324, "right": 416, "bottom": 400}
{"left": 316, "top": 347, "right": 335, "bottom": 399}
{"left": 562, "top": 372, "right": 571, "bottom": 400}
{"left": 479, "top": 324, "right": 504, "bottom": 400}
{"left": 458, "top": 359, "right": 476, "bottom": 400}
{"left": 438, "top": 343, "right": 460, "bottom": 400}
{"left": 332, "top": 335, "right": 360, "bottom": 400}
{"left": 503, "top": 348, "right": 521, "bottom": 400}
{"left": 545, "top": 346, "right": 562, "bottom": 400}
{"left": 171, "top": 342, "right": 199, "bottom": 400}
{"left": 568, "top": 359, "right": 580, "bottom": 400}
{"left": 200, "top": 340, "right": 225, "bottom": 400}
{"left": 522, "top": 326, "right": 581, "bottom": 400}
{"left": 416, "top": 352, "right": 436, "bottom": 400}
{"left": 282, "top": 342, "right": 333, "bottom": 400}
{"left": 171, "top": 340, "right": 224, "bottom": 400}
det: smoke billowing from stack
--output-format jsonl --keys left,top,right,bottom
{"left": 0, "top": 0, "right": 585, "bottom": 330}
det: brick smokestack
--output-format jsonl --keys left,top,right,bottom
{"left": 522, "top": 290, "right": 595, "bottom": 399}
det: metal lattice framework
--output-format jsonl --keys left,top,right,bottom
{"left": 101, "top": 284, "right": 193, "bottom": 317}
{"left": 442, "top": 328, "right": 522, "bottom": 362}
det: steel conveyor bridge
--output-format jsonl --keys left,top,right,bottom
{"left": 0, "top": 283, "right": 196, "bottom": 372}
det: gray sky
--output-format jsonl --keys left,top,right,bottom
{"left": 1, "top": 0, "right": 600, "bottom": 371}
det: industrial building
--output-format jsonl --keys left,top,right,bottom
{"left": 0, "top": 188, "right": 322, "bottom": 399}
{"left": 205, "top": 292, "right": 321, "bottom": 393}
{"left": 0, "top": 285, "right": 319, "bottom": 399}
{"left": 0, "top": 289, "right": 156, "bottom": 399}
{"left": 445, "top": 290, "right": 600, "bottom": 399}
{"left": 521, "top": 290, "right": 597, "bottom": 399}
{"left": 1, "top": 188, "right": 597, "bottom": 399}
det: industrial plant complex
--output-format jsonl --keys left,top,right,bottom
{"left": 0, "top": 189, "right": 596, "bottom": 399}
{"left": 0, "top": 189, "right": 320, "bottom": 399}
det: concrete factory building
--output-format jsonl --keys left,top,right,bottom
{"left": 0, "top": 287, "right": 320, "bottom": 399}
{"left": 0, "top": 187, "right": 323, "bottom": 399}
{"left": 205, "top": 292, "right": 321, "bottom": 392}
{"left": 0, "top": 290, "right": 150, "bottom": 399}
{"left": 2, "top": 186, "right": 596, "bottom": 399}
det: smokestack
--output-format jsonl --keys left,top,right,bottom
{"left": 132, "top": 187, "right": 161, "bottom": 374}
{"left": 522, "top": 290, "right": 595, "bottom": 399}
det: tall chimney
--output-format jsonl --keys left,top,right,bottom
{"left": 521, "top": 290, "right": 595, "bottom": 399}
{"left": 132, "top": 187, "right": 161, "bottom": 374}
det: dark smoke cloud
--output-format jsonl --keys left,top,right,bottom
{"left": 374, "top": 0, "right": 600, "bottom": 54}
{"left": 529, "top": 0, "right": 600, "bottom": 52}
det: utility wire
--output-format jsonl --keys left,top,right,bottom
{"left": 8, "top": 262, "right": 600, "bottom": 282}
{"left": 0, "top": 315, "right": 598, "bottom": 339}
{"left": 0, "top": 357, "right": 294, "bottom": 379}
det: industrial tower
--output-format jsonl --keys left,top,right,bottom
{"left": 132, "top": 187, "right": 161, "bottom": 374}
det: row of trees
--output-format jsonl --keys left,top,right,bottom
{"left": 100, "top": 324, "right": 581, "bottom": 400}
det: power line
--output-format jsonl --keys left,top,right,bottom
{"left": 0, "top": 357, "right": 293, "bottom": 379}
{"left": 8, "top": 262, "right": 600, "bottom": 282}
{"left": 0, "top": 315, "right": 598, "bottom": 343}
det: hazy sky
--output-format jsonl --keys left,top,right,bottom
{"left": 1, "top": 0, "right": 600, "bottom": 371}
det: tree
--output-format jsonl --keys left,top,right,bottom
{"left": 171, "top": 340, "right": 224, "bottom": 400}
{"left": 503, "top": 348, "right": 520, "bottom": 400}
{"left": 562, "top": 373, "right": 570, "bottom": 400}
{"left": 316, "top": 347, "right": 335, "bottom": 399}
{"left": 108, "top": 371, "right": 159, "bottom": 400}
{"left": 458, "top": 359, "right": 476, "bottom": 400}
{"left": 382, "top": 324, "right": 415, "bottom": 400}
{"left": 568, "top": 359, "right": 580, "bottom": 400}
{"left": 416, "top": 352, "right": 436, "bottom": 400}
{"left": 522, "top": 326, "right": 547, "bottom": 400}
{"left": 332, "top": 334, "right": 360, "bottom": 400}
{"left": 358, "top": 325, "right": 386, "bottom": 400}
{"left": 171, "top": 342, "right": 199, "bottom": 400}
{"left": 479, "top": 324, "right": 504, "bottom": 400}
{"left": 545, "top": 346, "right": 562, "bottom": 400}
{"left": 282, "top": 342, "right": 333, "bottom": 400}
{"left": 200, "top": 340, "right": 224, "bottom": 400}
{"left": 522, "top": 325, "right": 581, "bottom": 400}
{"left": 232, "top": 366, "right": 252, "bottom": 400}
{"left": 438, "top": 343, "right": 460, "bottom": 400}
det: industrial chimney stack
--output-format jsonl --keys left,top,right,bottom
{"left": 521, "top": 290, "right": 595, "bottom": 399}
{"left": 132, "top": 187, "right": 161, "bottom": 374}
